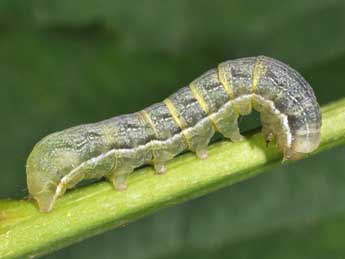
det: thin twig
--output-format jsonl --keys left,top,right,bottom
{"left": 1, "top": 99, "right": 345, "bottom": 259}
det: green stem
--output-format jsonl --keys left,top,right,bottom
{"left": 1, "top": 99, "right": 345, "bottom": 259}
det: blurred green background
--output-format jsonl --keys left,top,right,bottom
{"left": 1, "top": 0, "right": 345, "bottom": 258}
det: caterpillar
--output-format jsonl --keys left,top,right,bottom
{"left": 26, "top": 56, "right": 322, "bottom": 212}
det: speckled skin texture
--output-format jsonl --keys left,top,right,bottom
{"left": 26, "top": 56, "right": 321, "bottom": 212}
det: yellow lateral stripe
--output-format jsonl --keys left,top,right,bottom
{"left": 217, "top": 63, "right": 234, "bottom": 99}
{"left": 189, "top": 83, "right": 220, "bottom": 131}
{"left": 163, "top": 98, "right": 192, "bottom": 149}
{"left": 189, "top": 82, "right": 210, "bottom": 114}
{"left": 140, "top": 110, "right": 159, "bottom": 138}
{"left": 252, "top": 57, "right": 265, "bottom": 93}
{"left": 163, "top": 98, "right": 186, "bottom": 130}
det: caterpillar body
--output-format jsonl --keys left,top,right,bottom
{"left": 26, "top": 56, "right": 321, "bottom": 212}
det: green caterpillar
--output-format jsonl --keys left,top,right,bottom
{"left": 26, "top": 56, "right": 322, "bottom": 212}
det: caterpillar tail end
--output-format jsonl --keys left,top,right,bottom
{"left": 26, "top": 161, "right": 58, "bottom": 212}
{"left": 33, "top": 192, "right": 56, "bottom": 212}
{"left": 28, "top": 179, "right": 60, "bottom": 212}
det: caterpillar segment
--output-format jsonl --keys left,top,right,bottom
{"left": 26, "top": 56, "right": 321, "bottom": 212}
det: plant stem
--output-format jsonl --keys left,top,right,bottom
{"left": 1, "top": 99, "right": 345, "bottom": 259}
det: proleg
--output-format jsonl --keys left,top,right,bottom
{"left": 26, "top": 56, "right": 321, "bottom": 212}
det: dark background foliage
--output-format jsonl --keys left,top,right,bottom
{"left": 1, "top": 1, "right": 345, "bottom": 258}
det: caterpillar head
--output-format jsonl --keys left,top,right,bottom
{"left": 26, "top": 132, "right": 80, "bottom": 212}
